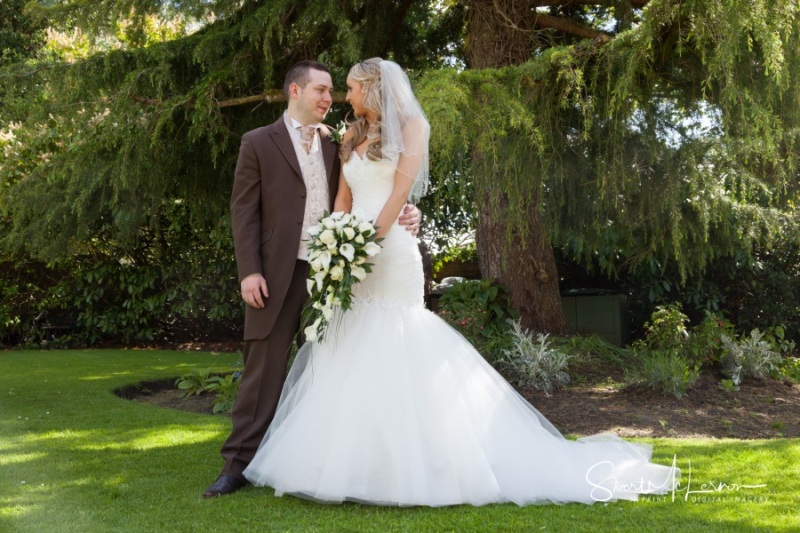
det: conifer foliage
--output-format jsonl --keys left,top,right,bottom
{"left": 1, "top": 1, "right": 798, "bottom": 341}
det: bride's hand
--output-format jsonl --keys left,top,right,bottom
{"left": 398, "top": 204, "right": 421, "bottom": 237}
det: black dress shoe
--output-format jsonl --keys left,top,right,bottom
{"left": 203, "top": 475, "right": 248, "bottom": 498}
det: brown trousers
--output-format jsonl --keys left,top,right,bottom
{"left": 219, "top": 260, "right": 309, "bottom": 481}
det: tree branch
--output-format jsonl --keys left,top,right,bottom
{"left": 534, "top": 13, "right": 611, "bottom": 43}
{"left": 128, "top": 91, "right": 348, "bottom": 109}
{"left": 216, "top": 91, "right": 347, "bottom": 108}
{"left": 531, "top": 0, "right": 649, "bottom": 7}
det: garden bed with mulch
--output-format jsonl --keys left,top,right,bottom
{"left": 122, "top": 358, "right": 800, "bottom": 439}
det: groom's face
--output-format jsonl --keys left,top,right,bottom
{"left": 292, "top": 68, "right": 334, "bottom": 125}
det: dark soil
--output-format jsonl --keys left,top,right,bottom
{"left": 520, "top": 369, "right": 800, "bottom": 439}
{"left": 121, "top": 347, "right": 800, "bottom": 439}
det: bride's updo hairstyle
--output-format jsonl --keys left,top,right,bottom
{"left": 341, "top": 57, "right": 384, "bottom": 163}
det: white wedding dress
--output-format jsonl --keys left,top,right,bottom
{"left": 243, "top": 155, "right": 678, "bottom": 506}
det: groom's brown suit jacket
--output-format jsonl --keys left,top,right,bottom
{"left": 230, "top": 117, "right": 340, "bottom": 340}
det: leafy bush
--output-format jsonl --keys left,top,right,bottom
{"left": 684, "top": 313, "right": 736, "bottom": 367}
{"left": 175, "top": 367, "right": 241, "bottom": 413}
{"left": 720, "top": 330, "right": 783, "bottom": 386}
{"left": 206, "top": 373, "right": 240, "bottom": 413}
{"left": 431, "top": 242, "right": 478, "bottom": 280}
{"left": 637, "top": 303, "right": 689, "bottom": 351}
{"left": 625, "top": 349, "right": 700, "bottom": 399}
{"left": 1, "top": 205, "right": 243, "bottom": 347}
{"left": 780, "top": 357, "right": 800, "bottom": 383}
{"left": 175, "top": 368, "right": 215, "bottom": 397}
{"left": 552, "top": 333, "right": 637, "bottom": 371}
{"left": 500, "top": 320, "right": 572, "bottom": 395}
{"left": 437, "top": 278, "right": 517, "bottom": 361}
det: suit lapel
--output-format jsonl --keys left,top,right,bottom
{"left": 271, "top": 119, "right": 303, "bottom": 181}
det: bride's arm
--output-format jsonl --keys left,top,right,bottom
{"left": 333, "top": 171, "right": 352, "bottom": 213}
{"left": 373, "top": 118, "right": 426, "bottom": 239}
{"left": 332, "top": 130, "right": 354, "bottom": 213}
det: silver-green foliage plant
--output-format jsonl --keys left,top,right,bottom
{"left": 500, "top": 320, "right": 571, "bottom": 395}
{"left": 626, "top": 349, "right": 700, "bottom": 400}
{"left": 720, "top": 329, "right": 783, "bottom": 386}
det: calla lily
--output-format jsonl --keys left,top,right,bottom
{"left": 314, "top": 271, "right": 326, "bottom": 291}
{"left": 351, "top": 265, "right": 367, "bottom": 281}
{"left": 339, "top": 243, "right": 355, "bottom": 262}
{"left": 319, "top": 251, "right": 332, "bottom": 271}
{"left": 364, "top": 242, "right": 381, "bottom": 256}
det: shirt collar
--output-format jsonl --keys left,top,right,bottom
{"left": 284, "top": 111, "right": 320, "bottom": 131}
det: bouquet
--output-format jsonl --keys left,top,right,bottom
{"left": 302, "top": 211, "right": 382, "bottom": 342}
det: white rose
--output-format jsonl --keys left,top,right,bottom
{"left": 323, "top": 218, "right": 337, "bottom": 230}
{"left": 343, "top": 227, "right": 356, "bottom": 240}
{"left": 355, "top": 234, "right": 365, "bottom": 244}
{"left": 319, "top": 229, "right": 336, "bottom": 245}
{"left": 330, "top": 265, "right": 344, "bottom": 281}
{"left": 364, "top": 242, "right": 381, "bottom": 257}
{"left": 339, "top": 243, "right": 355, "bottom": 262}
{"left": 351, "top": 265, "right": 367, "bottom": 281}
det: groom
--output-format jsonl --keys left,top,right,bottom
{"left": 204, "top": 60, "right": 420, "bottom": 498}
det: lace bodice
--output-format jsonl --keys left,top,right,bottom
{"left": 342, "top": 154, "right": 424, "bottom": 308}
{"left": 343, "top": 153, "right": 398, "bottom": 221}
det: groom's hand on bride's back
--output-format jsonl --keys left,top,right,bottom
{"left": 399, "top": 204, "right": 421, "bottom": 237}
{"left": 241, "top": 273, "right": 269, "bottom": 308}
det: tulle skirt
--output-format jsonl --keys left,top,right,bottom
{"left": 243, "top": 303, "right": 678, "bottom": 506}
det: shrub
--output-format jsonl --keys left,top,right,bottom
{"left": 437, "top": 278, "right": 517, "bottom": 362}
{"left": 625, "top": 349, "right": 699, "bottom": 399}
{"left": 431, "top": 243, "right": 479, "bottom": 280}
{"left": 175, "top": 366, "right": 241, "bottom": 413}
{"left": 720, "top": 330, "right": 783, "bottom": 386}
{"left": 780, "top": 357, "right": 800, "bottom": 383}
{"left": 685, "top": 313, "right": 736, "bottom": 367}
{"left": 175, "top": 368, "right": 215, "bottom": 397}
{"left": 638, "top": 303, "right": 689, "bottom": 351}
{"left": 500, "top": 320, "right": 572, "bottom": 395}
{"left": 206, "top": 373, "right": 240, "bottom": 414}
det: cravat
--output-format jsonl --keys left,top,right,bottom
{"left": 298, "top": 125, "right": 317, "bottom": 154}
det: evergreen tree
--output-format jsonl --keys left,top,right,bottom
{"left": 1, "top": 1, "right": 798, "bottom": 335}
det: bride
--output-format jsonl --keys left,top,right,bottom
{"left": 243, "top": 58, "right": 678, "bottom": 506}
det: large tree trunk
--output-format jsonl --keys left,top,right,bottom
{"left": 467, "top": 0, "right": 568, "bottom": 334}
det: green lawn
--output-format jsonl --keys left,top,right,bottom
{"left": 1, "top": 349, "right": 797, "bottom": 532}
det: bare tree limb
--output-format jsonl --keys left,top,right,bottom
{"left": 216, "top": 91, "right": 347, "bottom": 108}
{"left": 533, "top": 13, "right": 611, "bottom": 43}
{"left": 531, "top": 0, "right": 649, "bottom": 7}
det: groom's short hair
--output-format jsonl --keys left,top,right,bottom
{"left": 284, "top": 60, "right": 331, "bottom": 99}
